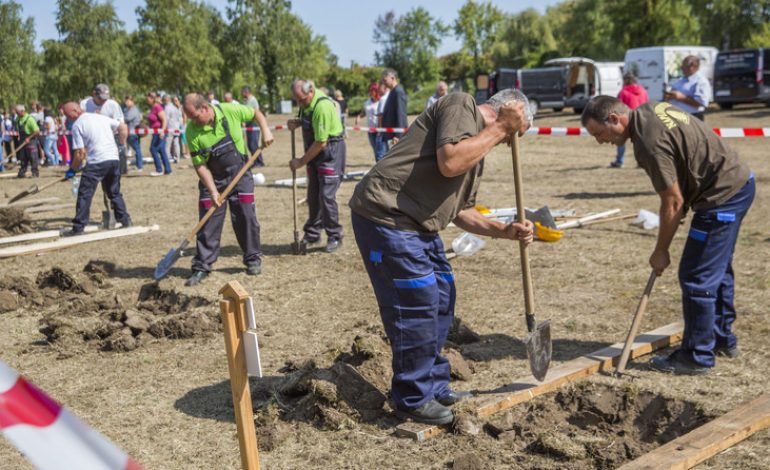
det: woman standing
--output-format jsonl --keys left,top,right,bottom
{"left": 146, "top": 91, "right": 172, "bottom": 176}
{"left": 355, "top": 82, "right": 384, "bottom": 162}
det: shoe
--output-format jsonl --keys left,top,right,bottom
{"left": 299, "top": 238, "right": 318, "bottom": 255}
{"left": 149, "top": 171, "right": 163, "bottom": 177}
{"left": 437, "top": 390, "right": 473, "bottom": 406}
{"left": 715, "top": 345, "right": 740, "bottom": 358}
{"left": 119, "top": 218, "right": 133, "bottom": 228}
{"left": 394, "top": 399, "right": 453, "bottom": 425}
{"left": 325, "top": 238, "right": 342, "bottom": 253}
{"left": 185, "top": 270, "right": 208, "bottom": 287}
{"left": 66, "top": 227, "right": 85, "bottom": 237}
{"left": 649, "top": 350, "right": 710, "bottom": 376}
{"left": 246, "top": 260, "right": 262, "bottom": 275}
{"left": 609, "top": 161, "right": 623, "bottom": 168}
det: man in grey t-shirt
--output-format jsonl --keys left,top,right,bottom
{"left": 349, "top": 89, "right": 534, "bottom": 425}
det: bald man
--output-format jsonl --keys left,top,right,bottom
{"left": 62, "top": 102, "right": 131, "bottom": 234}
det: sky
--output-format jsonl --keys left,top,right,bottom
{"left": 23, "top": 0, "right": 562, "bottom": 66}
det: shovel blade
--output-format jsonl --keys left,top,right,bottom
{"left": 8, "top": 186, "right": 38, "bottom": 204}
{"left": 525, "top": 319, "right": 552, "bottom": 381}
{"left": 154, "top": 248, "right": 182, "bottom": 280}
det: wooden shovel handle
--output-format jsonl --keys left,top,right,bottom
{"left": 512, "top": 133, "right": 536, "bottom": 329}
{"left": 5, "top": 140, "right": 29, "bottom": 160}
{"left": 185, "top": 145, "right": 263, "bottom": 244}
{"left": 291, "top": 128, "right": 299, "bottom": 234}
{"left": 37, "top": 176, "right": 70, "bottom": 193}
{"left": 615, "top": 269, "right": 657, "bottom": 375}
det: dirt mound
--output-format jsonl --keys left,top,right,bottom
{"left": 83, "top": 260, "right": 116, "bottom": 276}
{"left": 38, "top": 279, "right": 219, "bottom": 353}
{"left": 0, "top": 207, "right": 34, "bottom": 236}
{"left": 0, "top": 276, "right": 43, "bottom": 312}
{"left": 480, "top": 382, "right": 712, "bottom": 468}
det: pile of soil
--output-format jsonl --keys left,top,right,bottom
{"left": 0, "top": 207, "right": 34, "bottom": 236}
{"left": 479, "top": 382, "right": 712, "bottom": 468}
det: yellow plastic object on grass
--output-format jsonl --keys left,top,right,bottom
{"left": 535, "top": 222, "right": 563, "bottom": 242}
{"left": 475, "top": 204, "right": 491, "bottom": 214}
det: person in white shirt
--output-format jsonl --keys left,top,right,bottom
{"left": 80, "top": 83, "right": 128, "bottom": 173}
{"left": 665, "top": 55, "right": 712, "bottom": 121}
{"left": 375, "top": 81, "right": 390, "bottom": 161}
{"left": 62, "top": 101, "right": 131, "bottom": 234}
{"left": 42, "top": 109, "right": 61, "bottom": 165}
{"left": 163, "top": 94, "right": 183, "bottom": 163}
{"left": 355, "top": 82, "right": 386, "bottom": 162}
{"left": 425, "top": 80, "right": 448, "bottom": 110}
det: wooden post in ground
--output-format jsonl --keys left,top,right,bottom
{"left": 219, "top": 280, "right": 260, "bottom": 470}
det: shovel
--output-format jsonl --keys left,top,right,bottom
{"left": 511, "top": 133, "right": 552, "bottom": 381}
{"left": 154, "top": 145, "right": 264, "bottom": 280}
{"left": 290, "top": 129, "right": 302, "bottom": 255}
{"left": 614, "top": 270, "right": 657, "bottom": 376}
{"left": 4, "top": 140, "right": 30, "bottom": 164}
{"left": 101, "top": 191, "right": 116, "bottom": 229}
{"left": 8, "top": 175, "right": 70, "bottom": 204}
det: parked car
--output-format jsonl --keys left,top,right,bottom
{"left": 479, "top": 67, "right": 567, "bottom": 114}
{"left": 545, "top": 57, "right": 624, "bottom": 113}
{"left": 624, "top": 46, "right": 719, "bottom": 102}
{"left": 713, "top": 48, "right": 770, "bottom": 109}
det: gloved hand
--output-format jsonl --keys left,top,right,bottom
{"left": 65, "top": 168, "right": 77, "bottom": 179}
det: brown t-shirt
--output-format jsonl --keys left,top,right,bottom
{"left": 349, "top": 93, "right": 485, "bottom": 233}
{"left": 630, "top": 102, "right": 751, "bottom": 211}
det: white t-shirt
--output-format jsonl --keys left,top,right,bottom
{"left": 44, "top": 116, "right": 56, "bottom": 134}
{"left": 72, "top": 113, "right": 120, "bottom": 164}
{"left": 81, "top": 98, "right": 125, "bottom": 122}
{"left": 164, "top": 103, "right": 182, "bottom": 130}
{"left": 363, "top": 98, "right": 378, "bottom": 128}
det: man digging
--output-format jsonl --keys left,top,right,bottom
{"left": 582, "top": 96, "right": 754, "bottom": 375}
{"left": 349, "top": 89, "right": 534, "bottom": 425}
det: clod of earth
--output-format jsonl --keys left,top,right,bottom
{"left": 0, "top": 207, "right": 34, "bottom": 236}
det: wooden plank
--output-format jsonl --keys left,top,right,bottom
{"left": 0, "top": 197, "right": 61, "bottom": 209}
{"left": 0, "top": 225, "right": 160, "bottom": 258}
{"left": 0, "top": 225, "right": 104, "bottom": 246}
{"left": 25, "top": 203, "right": 74, "bottom": 214}
{"left": 618, "top": 393, "right": 770, "bottom": 470}
{"left": 395, "top": 322, "right": 683, "bottom": 441}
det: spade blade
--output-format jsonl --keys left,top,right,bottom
{"left": 8, "top": 185, "right": 39, "bottom": 204}
{"left": 525, "top": 319, "right": 552, "bottom": 381}
{"left": 154, "top": 247, "right": 182, "bottom": 281}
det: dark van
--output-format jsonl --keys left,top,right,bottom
{"left": 714, "top": 48, "right": 770, "bottom": 109}
{"left": 480, "top": 67, "right": 566, "bottom": 114}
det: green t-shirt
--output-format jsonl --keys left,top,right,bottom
{"left": 299, "top": 90, "right": 343, "bottom": 142}
{"left": 630, "top": 102, "right": 751, "bottom": 211}
{"left": 349, "top": 93, "right": 485, "bottom": 233}
{"left": 19, "top": 114, "right": 39, "bottom": 136}
{"left": 187, "top": 103, "right": 255, "bottom": 167}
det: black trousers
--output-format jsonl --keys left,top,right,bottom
{"left": 73, "top": 160, "right": 130, "bottom": 230}
{"left": 17, "top": 146, "right": 39, "bottom": 177}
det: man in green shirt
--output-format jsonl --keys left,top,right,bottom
{"left": 182, "top": 93, "right": 273, "bottom": 286}
{"left": 287, "top": 80, "right": 346, "bottom": 253}
{"left": 15, "top": 105, "right": 41, "bottom": 178}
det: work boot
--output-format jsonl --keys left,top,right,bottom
{"left": 649, "top": 350, "right": 710, "bottom": 376}
{"left": 185, "top": 270, "right": 208, "bottom": 287}
{"left": 325, "top": 238, "right": 342, "bottom": 253}
{"left": 715, "top": 345, "right": 740, "bottom": 358}
{"left": 246, "top": 259, "right": 262, "bottom": 276}
{"left": 299, "top": 238, "right": 318, "bottom": 255}
{"left": 120, "top": 217, "right": 133, "bottom": 228}
{"left": 394, "top": 399, "right": 454, "bottom": 425}
{"left": 437, "top": 390, "right": 474, "bottom": 406}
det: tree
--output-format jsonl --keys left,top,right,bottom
{"left": 691, "top": 0, "right": 770, "bottom": 49}
{"left": 552, "top": 0, "right": 622, "bottom": 61}
{"left": 131, "top": 0, "right": 223, "bottom": 95}
{"left": 225, "top": 0, "right": 331, "bottom": 108}
{"left": 491, "top": 8, "right": 558, "bottom": 69}
{"left": 0, "top": 1, "right": 40, "bottom": 109}
{"left": 606, "top": 0, "right": 700, "bottom": 50}
{"left": 373, "top": 8, "right": 448, "bottom": 91}
{"left": 453, "top": 0, "right": 504, "bottom": 75}
{"left": 40, "top": 0, "right": 127, "bottom": 105}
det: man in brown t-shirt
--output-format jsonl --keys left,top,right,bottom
{"left": 349, "top": 90, "right": 534, "bottom": 425}
{"left": 582, "top": 96, "right": 755, "bottom": 376}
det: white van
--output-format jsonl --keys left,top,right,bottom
{"left": 545, "top": 57, "right": 624, "bottom": 113}
{"left": 624, "top": 46, "right": 719, "bottom": 102}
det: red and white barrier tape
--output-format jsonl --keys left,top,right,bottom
{"left": 0, "top": 360, "right": 144, "bottom": 470}
{"left": 8, "top": 126, "right": 770, "bottom": 137}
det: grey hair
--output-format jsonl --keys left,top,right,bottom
{"left": 15, "top": 104, "right": 25, "bottom": 113}
{"left": 381, "top": 68, "right": 397, "bottom": 80}
{"left": 292, "top": 79, "right": 314, "bottom": 94}
{"left": 580, "top": 96, "right": 629, "bottom": 127}
{"left": 183, "top": 93, "right": 208, "bottom": 110}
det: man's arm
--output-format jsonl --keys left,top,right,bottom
{"left": 251, "top": 108, "right": 274, "bottom": 148}
{"left": 650, "top": 181, "right": 685, "bottom": 275}
{"left": 289, "top": 140, "right": 326, "bottom": 171}
{"left": 194, "top": 165, "right": 222, "bottom": 207}
{"left": 117, "top": 122, "right": 128, "bottom": 145}
{"left": 453, "top": 207, "right": 534, "bottom": 243}
{"left": 71, "top": 148, "right": 86, "bottom": 170}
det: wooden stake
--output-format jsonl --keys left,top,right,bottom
{"left": 618, "top": 393, "right": 770, "bottom": 470}
{"left": 219, "top": 280, "right": 260, "bottom": 470}
{"left": 395, "top": 322, "right": 684, "bottom": 441}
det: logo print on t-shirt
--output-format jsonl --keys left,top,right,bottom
{"left": 654, "top": 102, "right": 690, "bottom": 130}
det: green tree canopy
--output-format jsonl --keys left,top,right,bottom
{"left": 607, "top": 0, "right": 700, "bottom": 50}
{"left": 491, "top": 8, "right": 559, "bottom": 69}
{"left": 454, "top": 0, "right": 504, "bottom": 75}
{"left": 40, "top": 0, "right": 127, "bottom": 105}
{"left": 692, "top": 0, "right": 770, "bottom": 49}
{"left": 0, "top": 1, "right": 40, "bottom": 109}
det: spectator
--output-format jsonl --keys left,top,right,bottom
{"left": 81, "top": 84, "right": 127, "bottom": 174}
{"left": 375, "top": 81, "right": 390, "bottom": 161}
{"left": 223, "top": 92, "right": 234, "bottom": 103}
{"left": 333, "top": 89, "right": 348, "bottom": 138}
{"left": 425, "top": 80, "right": 449, "bottom": 110}
{"left": 355, "top": 82, "right": 386, "bottom": 162}
{"left": 163, "top": 94, "right": 183, "bottom": 163}
{"left": 2, "top": 111, "right": 13, "bottom": 164}
{"left": 241, "top": 86, "right": 268, "bottom": 167}
{"left": 207, "top": 91, "right": 219, "bottom": 106}
{"left": 380, "top": 68, "right": 408, "bottom": 149}
{"left": 14, "top": 105, "right": 41, "bottom": 178}
{"left": 56, "top": 113, "right": 70, "bottom": 166}
{"left": 665, "top": 55, "right": 712, "bottom": 121}
{"left": 174, "top": 95, "right": 191, "bottom": 159}
{"left": 31, "top": 102, "right": 46, "bottom": 164}
{"left": 146, "top": 91, "right": 172, "bottom": 176}
{"left": 611, "top": 72, "right": 649, "bottom": 168}
{"left": 42, "top": 108, "right": 61, "bottom": 166}
{"left": 122, "top": 95, "right": 144, "bottom": 171}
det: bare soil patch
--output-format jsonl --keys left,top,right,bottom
{"left": 0, "top": 206, "right": 35, "bottom": 236}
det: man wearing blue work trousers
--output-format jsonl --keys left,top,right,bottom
{"left": 349, "top": 89, "right": 534, "bottom": 425}
{"left": 582, "top": 96, "right": 754, "bottom": 376}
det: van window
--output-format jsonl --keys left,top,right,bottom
{"left": 716, "top": 50, "right": 759, "bottom": 75}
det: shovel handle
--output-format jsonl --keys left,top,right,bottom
{"left": 291, "top": 128, "right": 299, "bottom": 235}
{"left": 5, "top": 140, "right": 29, "bottom": 161}
{"left": 185, "top": 144, "right": 263, "bottom": 244}
{"left": 512, "top": 133, "right": 536, "bottom": 330}
{"left": 615, "top": 270, "right": 657, "bottom": 376}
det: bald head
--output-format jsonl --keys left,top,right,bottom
{"left": 183, "top": 93, "right": 214, "bottom": 126}
{"left": 292, "top": 79, "right": 315, "bottom": 106}
{"left": 61, "top": 102, "right": 83, "bottom": 121}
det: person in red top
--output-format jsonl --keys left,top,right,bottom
{"left": 146, "top": 91, "right": 172, "bottom": 176}
{"left": 611, "top": 72, "right": 649, "bottom": 168}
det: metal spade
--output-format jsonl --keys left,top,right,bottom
{"left": 154, "top": 144, "right": 264, "bottom": 280}
{"left": 512, "top": 133, "right": 552, "bottom": 381}
{"left": 8, "top": 175, "right": 70, "bottom": 204}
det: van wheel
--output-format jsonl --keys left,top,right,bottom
{"left": 573, "top": 107, "right": 584, "bottom": 114}
{"left": 718, "top": 103, "right": 734, "bottom": 110}
{"left": 554, "top": 107, "right": 563, "bottom": 112}
{"left": 528, "top": 100, "right": 539, "bottom": 116}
